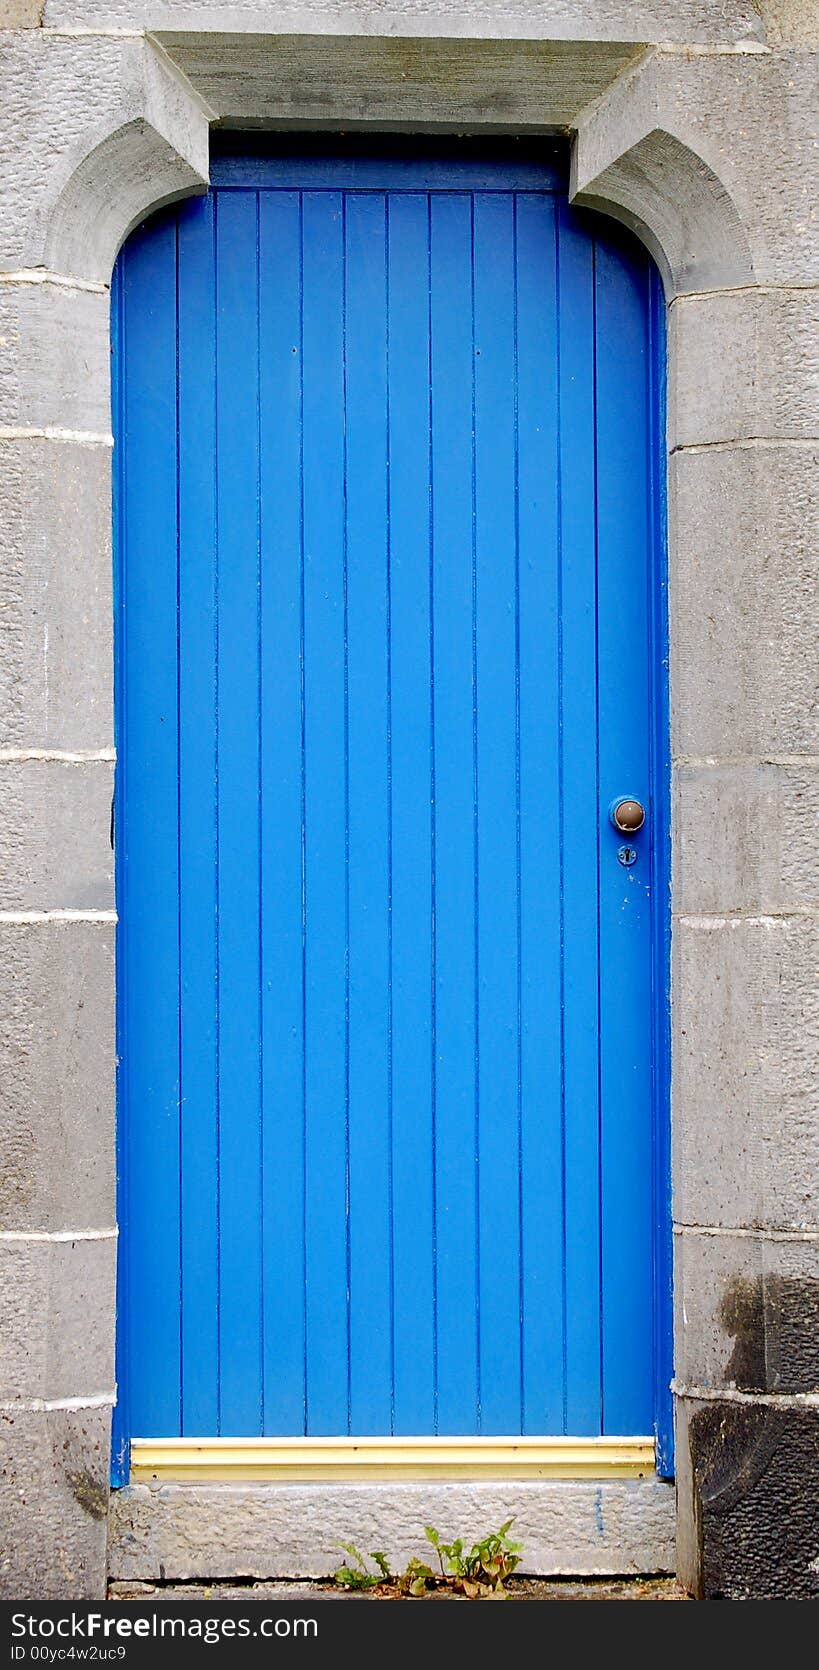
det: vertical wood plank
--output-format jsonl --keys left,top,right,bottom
{"left": 344, "top": 191, "right": 393, "bottom": 1432}
{"left": 258, "top": 190, "right": 307, "bottom": 1434}
{"left": 387, "top": 193, "right": 436, "bottom": 1435}
{"left": 594, "top": 233, "right": 655, "bottom": 1435}
{"left": 514, "top": 192, "right": 565, "bottom": 1435}
{"left": 473, "top": 191, "right": 522, "bottom": 1433}
{"left": 215, "top": 188, "right": 263, "bottom": 1433}
{"left": 119, "top": 212, "right": 182, "bottom": 1436}
{"left": 557, "top": 197, "right": 603, "bottom": 1434}
{"left": 430, "top": 192, "right": 480, "bottom": 1434}
{"left": 177, "top": 194, "right": 219, "bottom": 1436}
{"left": 301, "top": 191, "right": 349, "bottom": 1434}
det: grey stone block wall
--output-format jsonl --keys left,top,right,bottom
{"left": 0, "top": 1237, "right": 116, "bottom": 1406}
{"left": 673, "top": 917, "right": 819, "bottom": 1232}
{"left": 667, "top": 444, "right": 818, "bottom": 756}
{"left": 0, "top": 284, "right": 111, "bottom": 435}
{"left": 0, "top": 760, "right": 114, "bottom": 911}
{"left": 0, "top": 0, "right": 817, "bottom": 1601}
{"left": 0, "top": 438, "right": 114, "bottom": 750}
{"left": 668, "top": 289, "right": 819, "bottom": 448}
{"left": 675, "top": 1230, "right": 819, "bottom": 1394}
{"left": 0, "top": 923, "right": 115, "bottom": 1233}
{"left": 0, "top": 1406, "right": 110, "bottom": 1600}
{"left": 674, "top": 764, "right": 819, "bottom": 916}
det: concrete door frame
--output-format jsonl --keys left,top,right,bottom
{"left": 1, "top": 15, "right": 816, "bottom": 1601}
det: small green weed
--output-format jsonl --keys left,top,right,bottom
{"left": 332, "top": 1543, "right": 391, "bottom": 1591}
{"left": 333, "top": 1520, "right": 522, "bottom": 1600}
{"left": 396, "top": 1555, "right": 437, "bottom": 1597}
{"left": 424, "top": 1520, "right": 522, "bottom": 1598}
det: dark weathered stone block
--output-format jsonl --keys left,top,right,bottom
{"left": 685, "top": 1399, "right": 819, "bottom": 1600}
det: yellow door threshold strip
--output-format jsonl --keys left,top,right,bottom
{"left": 130, "top": 1435, "right": 656, "bottom": 1482}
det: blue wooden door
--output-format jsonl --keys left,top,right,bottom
{"left": 113, "top": 142, "right": 669, "bottom": 1466}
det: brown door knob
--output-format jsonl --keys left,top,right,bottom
{"left": 609, "top": 797, "right": 646, "bottom": 834}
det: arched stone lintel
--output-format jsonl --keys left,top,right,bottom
{"left": 571, "top": 126, "right": 754, "bottom": 299}
{"left": 43, "top": 116, "right": 209, "bottom": 286}
{"left": 30, "top": 37, "right": 211, "bottom": 287}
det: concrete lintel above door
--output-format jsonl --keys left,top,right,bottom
{"left": 153, "top": 33, "right": 642, "bottom": 134}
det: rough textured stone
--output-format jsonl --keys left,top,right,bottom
{"left": 677, "top": 1394, "right": 819, "bottom": 1599}
{"left": 0, "top": 283, "right": 110, "bottom": 432}
{"left": 108, "top": 1478, "right": 676, "bottom": 1581}
{"left": 669, "top": 287, "right": 819, "bottom": 447}
{"left": 0, "top": 2, "right": 44, "bottom": 26}
{"left": 0, "top": 1237, "right": 116, "bottom": 1403}
{"left": 0, "top": 921, "right": 115, "bottom": 1231}
{"left": 43, "top": 2, "right": 766, "bottom": 45}
{"left": 755, "top": 1, "right": 819, "bottom": 47}
{"left": 674, "top": 762, "right": 819, "bottom": 916}
{"left": 0, "top": 1405, "right": 110, "bottom": 1600}
{"left": 0, "top": 760, "right": 113, "bottom": 911}
{"left": 0, "top": 33, "right": 208, "bottom": 280}
{"left": 574, "top": 47, "right": 819, "bottom": 289}
{"left": 675, "top": 1228, "right": 819, "bottom": 1394}
{"left": 0, "top": 438, "right": 113, "bottom": 752}
{"left": 159, "top": 33, "right": 636, "bottom": 131}
{"left": 669, "top": 444, "right": 818, "bottom": 757}
{"left": 673, "top": 916, "right": 819, "bottom": 1232}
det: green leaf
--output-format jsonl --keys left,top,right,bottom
{"left": 336, "top": 1540, "right": 365, "bottom": 1568}
{"left": 333, "top": 1566, "right": 374, "bottom": 1591}
{"left": 444, "top": 1539, "right": 466, "bottom": 1577}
